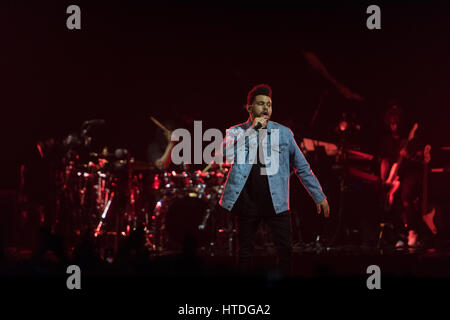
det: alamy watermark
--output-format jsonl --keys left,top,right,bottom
{"left": 66, "top": 265, "right": 81, "bottom": 290}
{"left": 66, "top": 5, "right": 81, "bottom": 30}
{"left": 366, "top": 5, "right": 381, "bottom": 30}
{"left": 366, "top": 265, "right": 381, "bottom": 290}
{"left": 170, "top": 121, "right": 280, "bottom": 175}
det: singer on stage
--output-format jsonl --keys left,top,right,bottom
{"left": 219, "top": 84, "right": 330, "bottom": 275}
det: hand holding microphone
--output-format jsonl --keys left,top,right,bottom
{"left": 252, "top": 117, "right": 268, "bottom": 129}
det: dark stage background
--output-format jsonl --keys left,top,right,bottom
{"left": 2, "top": 1, "right": 450, "bottom": 310}
{"left": 2, "top": 0, "right": 450, "bottom": 179}
{"left": 1, "top": 1, "right": 450, "bottom": 241}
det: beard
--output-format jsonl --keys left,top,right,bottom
{"left": 254, "top": 109, "right": 270, "bottom": 119}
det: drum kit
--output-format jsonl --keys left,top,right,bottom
{"left": 33, "top": 112, "right": 386, "bottom": 258}
{"left": 42, "top": 118, "right": 234, "bottom": 258}
{"left": 148, "top": 165, "right": 231, "bottom": 254}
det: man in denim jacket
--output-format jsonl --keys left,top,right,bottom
{"left": 219, "top": 84, "right": 330, "bottom": 274}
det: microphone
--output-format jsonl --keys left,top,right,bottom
{"left": 254, "top": 122, "right": 262, "bottom": 130}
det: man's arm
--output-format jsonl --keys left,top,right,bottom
{"left": 155, "top": 140, "right": 175, "bottom": 170}
{"left": 288, "top": 130, "right": 329, "bottom": 217}
{"left": 380, "top": 158, "right": 390, "bottom": 182}
{"left": 152, "top": 129, "right": 175, "bottom": 170}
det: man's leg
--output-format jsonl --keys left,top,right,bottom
{"left": 237, "top": 214, "right": 260, "bottom": 273}
{"left": 400, "top": 174, "right": 421, "bottom": 246}
{"left": 265, "top": 211, "right": 292, "bottom": 275}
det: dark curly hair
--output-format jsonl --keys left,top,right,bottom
{"left": 247, "top": 84, "right": 272, "bottom": 106}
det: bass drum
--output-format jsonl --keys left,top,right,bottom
{"left": 164, "top": 195, "right": 216, "bottom": 250}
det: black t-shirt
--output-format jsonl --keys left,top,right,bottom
{"left": 233, "top": 132, "right": 278, "bottom": 217}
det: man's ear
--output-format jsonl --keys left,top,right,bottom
{"left": 246, "top": 104, "right": 251, "bottom": 113}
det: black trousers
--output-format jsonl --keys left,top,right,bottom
{"left": 237, "top": 211, "right": 292, "bottom": 275}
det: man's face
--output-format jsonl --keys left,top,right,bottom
{"left": 248, "top": 95, "right": 272, "bottom": 120}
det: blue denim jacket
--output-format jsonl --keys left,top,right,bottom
{"left": 219, "top": 118, "right": 326, "bottom": 214}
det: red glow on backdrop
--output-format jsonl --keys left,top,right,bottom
{"left": 36, "top": 143, "right": 44, "bottom": 159}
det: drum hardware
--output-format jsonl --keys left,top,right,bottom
{"left": 94, "top": 191, "right": 115, "bottom": 238}
{"left": 37, "top": 117, "right": 231, "bottom": 258}
{"left": 142, "top": 162, "right": 231, "bottom": 255}
{"left": 302, "top": 137, "right": 379, "bottom": 247}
